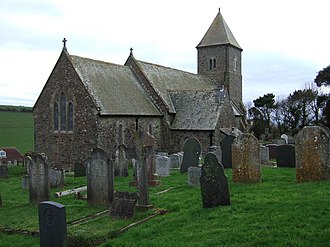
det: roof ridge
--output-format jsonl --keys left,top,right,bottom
{"left": 70, "top": 54, "right": 126, "bottom": 68}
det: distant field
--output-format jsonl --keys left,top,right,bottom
{"left": 0, "top": 110, "right": 34, "bottom": 154}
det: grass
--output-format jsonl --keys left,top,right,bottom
{"left": 0, "top": 166, "right": 329, "bottom": 246}
{"left": 0, "top": 111, "right": 34, "bottom": 154}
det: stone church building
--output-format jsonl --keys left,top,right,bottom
{"left": 33, "top": 10, "right": 247, "bottom": 170}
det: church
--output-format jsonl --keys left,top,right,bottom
{"left": 33, "top": 9, "right": 247, "bottom": 170}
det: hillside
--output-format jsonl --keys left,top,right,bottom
{"left": 0, "top": 106, "right": 34, "bottom": 154}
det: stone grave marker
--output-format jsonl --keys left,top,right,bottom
{"left": 208, "top": 145, "right": 222, "bottom": 162}
{"left": 220, "top": 135, "right": 236, "bottom": 168}
{"left": 22, "top": 174, "right": 29, "bottom": 190}
{"left": 260, "top": 145, "right": 270, "bottom": 166}
{"left": 266, "top": 144, "right": 277, "bottom": 160}
{"left": 169, "top": 153, "right": 180, "bottom": 168}
{"left": 0, "top": 164, "right": 8, "bottom": 178}
{"left": 74, "top": 162, "right": 86, "bottom": 178}
{"left": 114, "top": 144, "right": 128, "bottom": 177}
{"left": 144, "top": 132, "right": 160, "bottom": 186}
{"left": 136, "top": 158, "right": 151, "bottom": 208}
{"left": 296, "top": 126, "right": 330, "bottom": 182}
{"left": 109, "top": 191, "right": 139, "bottom": 219}
{"left": 188, "top": 166, "right": 201, "bottom": 186}
{"left": 26, "top": 153, "right": 50, "bottom": 203}
{"left": 276, "top": 144, "right": 295, "bottom": 167}
{"left": 232, "top": 133, "right": 261, "bottom": 183}
{"left": 87, "top": 148, "right": 114, "bottom": 206}
{"left": 280, "top": 134, "right": 289, "bottom": 144}
{"left": 38, "top": 201, "right": 67, "bottom": 247}
{"left": 49, "top": 168, "right": 65, "bottom": 189}
{"left": 200, "top": 152, "right": 230, "bottom": 207}
{"left": 180, "top": 137, "right": 202, "bottom": 173}
{"left": 156, "top": 152, "right": 171, "bottom": 177}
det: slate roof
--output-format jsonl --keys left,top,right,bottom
{"left": 136, "top": 60, "right": 216, "bottom": 113}
{"left": 169, "top": 90, "right": 225, "bottom": 130}
{"left": 197, "top": 10, "right": 242, "bottom": 50}
{"left": 69, "top": 55, "right": 161, "bottom": 116}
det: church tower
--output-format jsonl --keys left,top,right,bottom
{"left": 196, "top": 9, "right": 243, "bottom": 109}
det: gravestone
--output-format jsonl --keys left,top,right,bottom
{"left": 280, "top": 134, "right": 289, "bottom": 144}
{"left": 188, "top": 166, "right": 201, "bottom": 186}
{"left": 87, "top": 148, "right": 114, "bottom": 206}
{"left": 156, "top": 153, "right": 171, "bottom": 177}
{"left": 296, "top": 126, "right": 330, "bottom": 182}
{"left": 0, "top": 164, "right": 8, "bottom": 178}
{"left": 276, "top": 144, "right": 295, "bottom": 167}
{"left": 109, "top": 191, "right": 139, "bottom": 219}
{"left": 200, "top": 152, "right": 230, "bottom": 207}
{"left": 26, "top": 153, "right": 50, "bottom": 203}
{"left": 169, "top": 153, "right": 181, "bottom": 168}
{"left": 114, "top": 144, "right": 128, "bottom": 177}
{"left": 180, "top": 137, "right": 202, "bottom": 173}
{"left": 266, "top": 144, "right": 277, "bottom": 160}
{"left": 208, "top": 145, "right": 222, "bottom": 162}
{"left": 260, "top": 145, "right": 270, "bottom": 166}
{"left": 220, "top": 135, "right": 236, "bottom": 168}
{"left": 144, "top": 132, "right": 160, "bottom": 186}
{"left": 49, "top": 168, "right": 65, "bottom": 188}
{"left": 232, "top": 133, "right": 261, "bottom": 183}
{"left": 38, "top": 201, "right": 67, "bottom": 247}
{"left": 136, "top": 159, "right": 151, "bottom": 208}
{"left": 22, "top": 174, "right": 29, "bottom": 190}
{"left": 74, "top": 162, "right": 86, "bottom": 177}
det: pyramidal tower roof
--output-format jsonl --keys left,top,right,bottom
{"left": 197, "top": 9, "right": 242, "bottom": 50}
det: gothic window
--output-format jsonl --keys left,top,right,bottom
{"left": 54, "top": 102, "right": 59, "bottom": 130}
{"left": 118, "top": 124, "right": 124, "bottom": 144}
{"left": 68, "top": 102, "right": 74, "bottom": 131}
{"left": 148, "top": 122, "right": 153, "bottom": 135}
{"left": 213, "top": 59, "right": 217, "bottom": 69}
{"left": 233, "top": 56, "right": 237, "bottom": 71}
{"left": 60, "top": 93, "right": 67, "bottom": 131}
{"left": 209, "top": 59, "right": 213, "bottom": 70}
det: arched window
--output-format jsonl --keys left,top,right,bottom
{"left": 213, "top": 59, "right": 217, "bottom": 69}
{"left": 148, "top": 122, "right": 153, "bottom": 135}
{"left": 118, "top": 124, "right": 124, "bottom": 144}
{"left": 68, "top": 102, "right": 74, "bottom": 131}
{"left": 60, "top": 93, "right": 67, "bottom": 131}
{"left": 233, "top": 56, "right": 237, "bottom": 71}
{"left": 54, "top": 102, "right": 59, "bottom": 130}
{"left": 209, "top": 59, "right": 213, "bottom": 70}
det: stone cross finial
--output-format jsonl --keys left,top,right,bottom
{"left": 62, "top": 38, "right": 67, "bottom": 50}
{"left": 130, "top": 47, "right": 133, "bottom": 55}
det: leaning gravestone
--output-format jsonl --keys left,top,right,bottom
{"left": 156, "top": 152, "right": 171, "bottom": 177}
{"left": 109, "top": 191, "right": 139, "bottom": 219}
{"left": 180, "top": 137, "right": 201, "bottom": 173}
{"left": 296, "top": 126, "right": 330, "bottom": 182}
{"left": 26, "top": 153, "right": 50, "bottom": 203}
{"left": 232, "top": 133, "right": 261, "bottom": 183}
{"left": 0, "top": 164, "right": 8, "bottom": 178}
{"left": 200, "top": 152, "right": 230, "bottom": 207}
{"left": 188, "top": 166, "right": 201, "bottom": 186}
{"left": 114, "top": 144, "right": 128, "bottom": 177}
{"left": 38, "top": 201, "right": 67, "bottom": 247}
{"left": 276, "top": 144, "right": 295, "bottom": 167}
{"left": 220, "top": 135, "right": 236, "bottom": 168}
{"left": 87, "top": 148, "right": 114, "bottom": 206}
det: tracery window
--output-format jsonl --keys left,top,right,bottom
{"left": 54, "top": 93, "right": 74, "bottom": 132}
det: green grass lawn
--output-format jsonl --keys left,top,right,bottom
{"left": 0, "top": 111, "right": 34, "bottom": 154}
{"left": 0, "top": 166, "right": 329, "bottom": 246}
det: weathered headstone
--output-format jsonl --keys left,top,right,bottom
{"left": 266, "top": 144, "right": 277, "bottom": 160}
{"left": 49, "top": 168, "right": 65, "bottom": 189}
{"left": 74, "top": 162, "right": 86, "bottom": 178}
{"left": 188, "top": 166, "right": 201, "bottom": 186}
{"left": 220, "top": 135, "right": 236, "bottom": 168}
{"left": 136, "top": 159, "right": 151, "bottom": 208}
{"left": 144, "top": 132, "right": 160, "bottom": 186}
{"left": 180, "top": 137, "right": 202, "bottom": 173}
{"left": 114, "top": 144, "right": 128, "bottom": 177}
{"left": 26, "top": 153, "right": 50, "bottom": 203}
{"left": 276, "top": 144, "right": 295, "bottom": 168}
{"left": 0, "top": 164, "right": 8, "bottom": 178}
{"left": 200, "top": 152, "right": 230, "bottom": 207}
{"left": 296, "top": 126, "right": 330, "bottom": 182}
{"left": 280, "top": 134, "right": 289, "bottom": 144}
{"left": 260, "top": 145, "right": 270, "bottom": 166}
{"left": 109, "top": 191, "right": 139, "bottom": 219}
{"left": 208, "top": 145, "right": 222, "bottom": 162}
{"left": 38, "top": 201, "right": 67, "bottom": 247}
{"left": 232, "top": 133, "right": 261, "bottom": 183}
{"left": 22, "top": 174, "right": 29, "bottom": 190}
{"left": 169, "top": 153, "right": 181, "bottom": 168}
{"left": 87, "top": 148, "right": 114, "bottom": 206}
{"left": 156, "top": 152, "right": 171, "bottom": 177}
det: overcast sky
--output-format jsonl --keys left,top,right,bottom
{"left": 1, "top": 0, "right": 329, "bottom": 107}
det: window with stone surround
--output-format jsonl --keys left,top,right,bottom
{"left": 60, "top": 93, "right": 67, "bottom": 131}
{"left": 148, "top": 122, "right": 154, "bottom": 135}
{"left": 68, "top": 102, "right": 74, "bottom": 131}
{"left": 54, "top": 93, "right": 74, "bottom": 132}
{"left": 54, "top": 102, "right": 59, "bottom": 130}
{"left": 118, "top": 124, "right": 124, "bottom": 144}
{"left": 233, "top": 56, "right": 237, "bottom": 71}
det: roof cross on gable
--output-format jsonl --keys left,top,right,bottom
{"left": 62, "top": 38, "right": 67, "bottom": 51}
